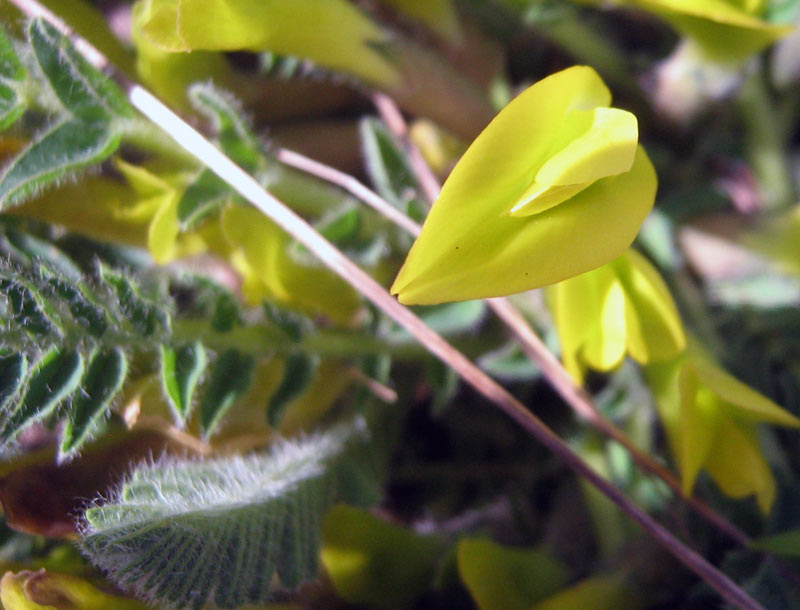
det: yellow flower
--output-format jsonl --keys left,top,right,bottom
{"left": 547, "top": 248, "right": 686, "bottom": 383}
{"left": 623, "top": 0, "right": 793, "bottom": 61}
{"left": 648, "top": 352, "right": 800, "bottom": 512}
{"left": 391, "top": 66, "right": 657, "bottom": 305}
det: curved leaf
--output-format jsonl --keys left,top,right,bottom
{"left": 160, "top": 341, "right": 206, "bottom": 424}
{"left": 200, "top": 349, "right": 256, "bottom": 437}
{"left": 60, "top": 348, "right": 128, "bottom": 458}
{"left": 1, "top": 348, "right": 84, "bottom": 442}
{"left": 28, "top": 18, "right": 132, "bottom": 121}
{"left": 0, "top": 120, "right": 121, "bottom": 210}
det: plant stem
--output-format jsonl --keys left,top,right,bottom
{"left": 12, "top": 3, "right": 766, "bottom": 607}
{"left": 738, "top": 64, "right": 796, "bottom": 209}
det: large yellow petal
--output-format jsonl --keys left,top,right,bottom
{"left": 392, "top": 144, "right": 656, "bottom": 304}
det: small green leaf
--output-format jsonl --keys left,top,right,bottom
{"left": 0, "top": 277, "right": 61, "bottom": 337}
{"left": 100, "top": 265, "right": 170, "bottom": 337}
{"left": 0, "top": 28, "right": 25, "bottom": 131}
{"left": 200, "top": 349, "right": 256, "bottom": 436}
{"left": 161, "top": 341, "right": 207, "bottom": 424}
{"left": 177, "top": 169, "right": 231, "bottom": 229}
{"left": 5, "top": 230, "right": 83, "bottom": 280}
{"left": 267, "top": 352, "right": 318, "bottom": 428}
{"left": 60, "top": 348, "right": 128, "bottom": 457}
{"left": 360, "top": 118, "right": 421, "bottom": 210}
{"left": 189, "top": 83, "right": 262, "bottom": 170}
{"left": 0, "top": 81, "right": 24, "bottom": 132}
{"left": 29, "top": 18, "right": 132, "bottom": 121}
{"left": 0, "top": 353, "right": 27, "bottom": 412}
{"left": 43, "top": 270, "right": 110, "bottom": 338}
{"left": 750, "top": 529, "right": 800, "bottom": 556}
{"left": 479, "top": 343, "right": 541, "bottom": 381}
{"left": 0, "top": 120, "right": 121, "bottom": 209}
{"left": 0, "top": 26, "right": 25, "bottom": 81}
{"left": 2, "top": 347, "right": 84, "bottom": 442}
{"left": 457, "top": 538, "right": 569, "bottom": 610}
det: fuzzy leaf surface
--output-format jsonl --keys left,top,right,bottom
{"left": 199, "top": 348, "right": 256, "bottom": 437}
{"left": 160, "top": 341, "right": 206, "bottom": 424}
{"left": 29, "top": 18, "right": 132, "bottom": 121}
{"left": 82, "top": 420, "right": 370, "bottom": 610}
{"left": 60, "top": 347, "right": 128, "bottom": 457}
{"left": 0, "top": 120, "right": 120, "bottom": 209}
{"left": 0, "top": 27, "right": 25, "bottom": 131}
{"left": 1, "top": 347, "right": 83, "bottom": 442}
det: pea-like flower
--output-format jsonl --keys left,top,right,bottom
{"left": 623, "top": 0, "right": 793, "bottom": 62}
{"left": 547, "top": 249, "right": 686, "bottom": 383}
{"left": 391, "top": 66, "right": 657, "bottom": 305}
{"left": 648, "top": 353, "right": 800, "bottom": 512}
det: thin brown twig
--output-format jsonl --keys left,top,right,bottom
{"left": 9, "top": 4, "right": 766, "bottom": 608}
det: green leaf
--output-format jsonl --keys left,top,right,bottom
{"left": 267, "top": 352, "right": 318, "bottom": 428}
{"left": 100, "top": 265, "right": 170, "bottom": 338}
{"left": 750, "top": 529, "right": 800, "bottom": 556}
{"left": 0, "top": 277, "right": 60, "bottom": 337}
{"left": 0, "top": 27, "right": 26, "bottom": 131}
{"left": 479, "top": 343, "right": 541, "bottom": 381}
{"left": 139, "top": 0, "right": 399, "bottom": 87}
{"left": 82, "top": 419, "right": 369, "bottom": 609}
{"left": 160, "top": 341, "right": 207, "bottom": 424}
{"left": 360, "top": 118, "right": 421, "bottom": 210}
{"left": 28, "top": 18, "right": 132, "bottom": 121}
{"left": 0, "top": 81, "right": 24, "bottom": 132}
{"left": 0, "top": 353, "right": 27, "bottom": 413}
{"left": 177, "top": 169, "right": 231, "bottom": 229}
{"left": 60, "top": 348, "right": 127, "bottom": 458}
{"left": 321, "top": 505, "right": 445, "bottom": 608}
{"left": 188, "top": 83, "right": 263, "bottom": 170}
{"left": 5, "top": 229, "right": 83, "bottom": 280}
{"left": 0, "top": 120, "right": 121, "bottom": 209}
{"left": 1, "top": 347, "right": 84, "bottom": 442}
{"left": 457, "top": 538, "right": 569, "bottom": 610}
{"left": 42, "top": 269, "right": 110, "bottom": 338}
{"left": 200, "top": 349, "right": 256, "bottom": 437}
{"left": 0, "top": 26, "right": 25, "bottom": 81}
{"left": 391, "top": 66, "right": 657, "bottom": 304}
{"left": 530, "top": 573, "right": 644, "bottom": 610}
